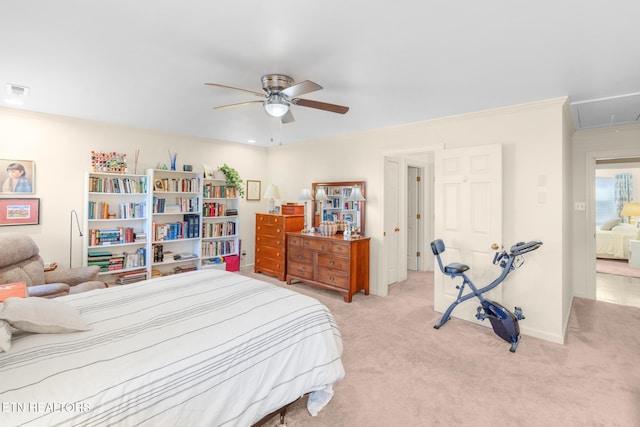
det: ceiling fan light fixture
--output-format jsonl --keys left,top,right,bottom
{"left": 264, "top": 94, "right": 289, "bottom": 117}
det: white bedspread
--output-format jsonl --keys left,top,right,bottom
{"left": 0, "top": 269, "right": 344, "bottom": 426}
{"left": 596, "top": 224, "right": 640, "bottom": 259}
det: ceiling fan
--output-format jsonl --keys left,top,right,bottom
{"left": 205, "top": 74, "right": 349, "bottom": 124}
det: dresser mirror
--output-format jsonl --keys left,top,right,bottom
{"left": 311, "top": 181, "right": 365, "bottom": 235}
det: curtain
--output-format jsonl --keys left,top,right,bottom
{"left": 615, "top": 173, "right": 633, "bottom": 221}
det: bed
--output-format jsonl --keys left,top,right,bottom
{"left": 0, "top": 269, "right": 344, "bottom": 426}
{"left": 596, "top": 222, "right": 640, "bottom": 259}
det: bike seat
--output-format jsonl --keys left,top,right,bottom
{"left": 444, "top": 262, "right": 470, "bottom": 274}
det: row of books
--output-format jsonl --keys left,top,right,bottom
{"left": 87, "top": 248, "right": 146, "bottom": 272}
{"left": 89, "top": 176, "right": 147, "bottom": 194}
{"left": 88, "top": 227, "right": 146, "bottom": 246}
{"left": 202, "top": 202, "right": 230, "bottom": 217}
{"left": 155, "top": 177, "right": 200, "bottom": 192}
{"left": 152, "top": 245, "right": 198, "bottom": 263}
{"left": 203, "top": 184, "right": 238, "bottom": 199}
{"left": 152, "top": 197, "right": 200, "bottom": 213}
{"left": 88, "top": 201, "right": 147, "bottom": 220}
{"left": 202, "top": 239, "right": 236, "bottom": 257}
{"left": 151, "top": 214, "right": 200, "bottom": 241}
{"left": 202, "top": 221, "right": 237, "bottom": 238}
{"left": 116, "top": 269, "right": 148, "bottom": 285}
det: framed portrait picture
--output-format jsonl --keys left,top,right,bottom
{"left": 0, "top": 159, "right": 35, "bottom": 194}
{"left": 0, "top": 198, "right": 40, "bottom": 226}
{"left": 154, "top": 179, "right": 165, "bottom": 191}
{"left": 246, "top": 180, "right": 261, "bottom": 201}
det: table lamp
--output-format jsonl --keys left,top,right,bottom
{"left": 300, "top": 187, "right": 313, "bottom": 232}
{"left": 346, "top": 186, "right": 366, "bottom": 237}
{"left": 264, "top": 184, "right": 280, "bottom": 214}
{"left": 621, "top": 201, "right": 640, "bottom": 226}
{"left": 315, "top": 187, "right": 328, "bottom": 224}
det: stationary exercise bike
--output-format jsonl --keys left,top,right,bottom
{"left": 431, "top": 239, "right": 543, "bottom": 352}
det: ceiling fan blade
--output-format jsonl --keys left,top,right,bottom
{"left": 281, "top": 80, "right": 323, "bottom": 98}
{"left": 213, "top": 100, "right": 263, "bottom": 110}
{"left": 205, "top": 83, "right": 266, "bottom": 98}
{"left": 281, "top": 110, "right": 295, "bottom": 124}
{"left": 292, "top": 98, "right": 349, "bottom": 114}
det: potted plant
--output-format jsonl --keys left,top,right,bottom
{"left": 218, "top": 164, "right": 244, "bottom": 198}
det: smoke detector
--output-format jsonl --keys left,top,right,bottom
{"left": 4, "top": 83, "right": 29, "bottom": 105}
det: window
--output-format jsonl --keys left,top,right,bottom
{"left": 595, "top": 177, "right": 617, "bottom": 226}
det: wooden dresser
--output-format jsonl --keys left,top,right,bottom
{"left": 286, "top": 231, "right": 370, "bottom": 302}
{"left": 254, "top": 213, "right": 304, "bottom": 281}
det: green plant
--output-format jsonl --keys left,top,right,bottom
{"left": 218, "top": 163, "right": 244, "bottom": 198}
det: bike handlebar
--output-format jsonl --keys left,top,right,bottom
{"left": 509, "top": 240, "right": 543, "bottom": 256}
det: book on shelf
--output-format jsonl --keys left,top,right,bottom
{"left": 116, "top": 269, "right": 148, "bottom": 285}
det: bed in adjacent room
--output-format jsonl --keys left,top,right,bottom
{"left": 0, "top": 269, "right": 344, "bottom": 426}
{"left": 596, "top": 221, "right": 640, "bottom": 259}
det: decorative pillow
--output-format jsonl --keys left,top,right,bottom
{"left": 600, "top": 218, "right": 620, "bottom": 230}
{"left": 0, "top": 320, "right": 11, "bottom": 352}
{"left": 0, "top": 297, "right": 91, "bottom": 333}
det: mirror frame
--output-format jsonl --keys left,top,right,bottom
{"left": 312, "top": 181, "right": 366, "bottom": 235}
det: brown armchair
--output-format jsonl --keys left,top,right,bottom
{"left": 0, "top": 232, "right": 105, "bottom": 298}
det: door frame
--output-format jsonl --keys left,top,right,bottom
{"left": 585, "top": 147, "right": 640, "bottom": 299}
{"left": 380, "top": 146, "right": 440, "bottom": 294}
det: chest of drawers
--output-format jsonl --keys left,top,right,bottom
{"left": 254, "top": 213, "right": 304, "bottom": 281}
{"left": 286, "top": 231, "right": 370, "bottom": 302}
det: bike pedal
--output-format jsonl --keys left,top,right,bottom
{"left": 514, "top": 306, "right": 525, "bottom": 320}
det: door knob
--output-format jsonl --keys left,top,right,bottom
{"left": 491, "top": 243, "right": 500, "bottom": 250}
{"left": 394, "top": 227, "right": 400, "bottom": 232}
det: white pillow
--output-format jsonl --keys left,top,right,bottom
{"left": 0, "top": 320, "right": 11, "bottom": 352}
{"left": 600, "top": 218, "right": 620, "bottom": 230}
{"left": 0, "top": 297, "right": 91, "bottom": 333}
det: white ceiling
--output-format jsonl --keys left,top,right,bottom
{"left": 2, "top": 1, "right": 640, "bottom": 147}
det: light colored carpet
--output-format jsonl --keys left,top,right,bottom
{"left": 242, "top": 269, "right": 640, "bottom": 427}
{"left": 596, "top": 258, "right": 640, "bottom": 278}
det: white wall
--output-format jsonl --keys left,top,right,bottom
{"left": 268, "top": 97, "right": 571, "bottom": 343}
{"left": 0, "top": 107, "right": 269, "bottom": 269}
{"left": 1, "top": 97, "right": 572, "bottom": 344}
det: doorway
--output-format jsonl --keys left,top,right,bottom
{"left": 593, "top": 157, "right": 640, "bottom": 308}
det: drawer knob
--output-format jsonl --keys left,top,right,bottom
{"left": 329, "top": 259, "right": 335, "bottom": 265}
{"left": 298, "top": 254, "right": 303, "bottom": 259}
{"left": 297, "top": 269, "right": 303, "bottom": 273}
{"left": 329, "top": 276, "right": 335, "bottom": 282}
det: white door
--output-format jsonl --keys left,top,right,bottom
{"left": 384, "top": 157, "right": 400, "bottom": 286}
{"left": 407, "top": 166, "right": 421, "bottom": 270}
{"left": 433, "top": 144, "right": 503, "bottom": 324}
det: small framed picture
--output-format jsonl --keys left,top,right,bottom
{"left": 0, "top": 198, "right": 40, "bottom": 226}
{"left": 154, "top": 179, "right": 165, "bottom": 191}
{"left": 246, "top": 180, "right": 261, "bottom": 201}
{"left": 0, "top": 159, "right": 35, "bottom": 194}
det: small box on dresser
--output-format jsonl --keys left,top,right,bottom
{"left": 286, "top": 231, "right": 370, "bottom": 302}
{"left": 254, "top": 213, "right": 305, "bottom": 281}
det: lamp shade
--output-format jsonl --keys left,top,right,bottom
{"left": 346, "top": 186, "right": 366, "bottom": 202}
{"left": 621, "top": 201, "right": 640, "bottom": 217}
{"left": 263, "top": 184, "right": 280, "bottom": 200}
{"left": 315, "top": 187, "right": 328, "bottom": 201}
{"left": 299, "top": 187, "right": 313, "bottom": 201}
